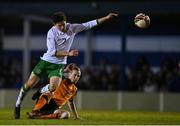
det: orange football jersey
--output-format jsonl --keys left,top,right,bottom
{"left": 52, "top": 79, "right": 77, "bottom": 107}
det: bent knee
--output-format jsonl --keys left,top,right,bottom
{"left": 54, "top": 110, "right": 70, "bottom": 119}
{"left": 60, "top": 111, "right": 70, "bottom": 119}
{"left": 49, "top": 84, "right": 57, "bottom": 92}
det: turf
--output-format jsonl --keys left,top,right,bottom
{"left": 0, "top": 108, "right": 180, "bottom": 125}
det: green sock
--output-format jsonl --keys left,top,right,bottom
{"left": 23, "top": 84, "right": 30, "bottom": 92}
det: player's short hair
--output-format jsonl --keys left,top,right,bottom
{"left": 52, "top": 11, "right": 67, "bottom": 24}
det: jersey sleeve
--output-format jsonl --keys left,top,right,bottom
{"left": 46, "top": 30, "right": 56, "bottom": 56}
{"left": 71, "top": 20, "right": 98, "bottom": 34}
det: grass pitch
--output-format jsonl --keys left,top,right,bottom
{"left": 0, "top": 108, "right": 180, "bottom": 125}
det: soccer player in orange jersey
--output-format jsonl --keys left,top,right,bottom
{"left": 27, "top": 63, "right": 81, "bottom": 119}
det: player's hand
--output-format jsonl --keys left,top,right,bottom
{"left": 68, "top": 49, "right": 79, "bottom": 56}
{"left": 106, "top": 13, "right": 118, "bottom": 20}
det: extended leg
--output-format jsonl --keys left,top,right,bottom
{"left": 14, "top": 73, "right": 39, "bottom": 119}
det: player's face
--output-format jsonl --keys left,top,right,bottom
{"left": 55, "top": 21, "right": 67, "bottom": 32}
{"left": 68, "top": 69, "right": 81, "bottom": 84}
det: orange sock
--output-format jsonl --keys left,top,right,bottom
{"left": 33, "top": 97, "right": 47, "bottom": 111}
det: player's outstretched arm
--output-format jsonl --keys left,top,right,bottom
{"left": 97, "top": 13, "right": 118, "bottom": 24}
{"left": 67, "top": 99, "right": 80, "bottom": 119}
{"left": 72, "top": 12, "right": 118, "bottom": 34}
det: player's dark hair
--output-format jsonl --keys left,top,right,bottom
{"left": 52, "top": 11, "right": 67, "bottom": 24}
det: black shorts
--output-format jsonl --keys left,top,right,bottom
{"left": 39, "top": 97, "right": 59, "bottom": 115}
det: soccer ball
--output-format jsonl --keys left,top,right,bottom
{"left": 134, "top": 13, "right": 150, "bottom": 29}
